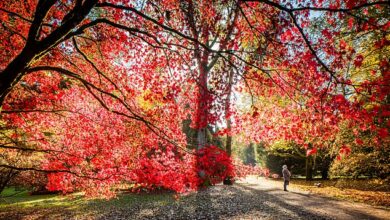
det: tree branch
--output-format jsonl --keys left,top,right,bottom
{"left": 27, "top": 0, "right": 56, "bottom": 43}
{"left": 95, "top": 2, "right": 213, "bottom": 52}
{"left": 243, "top": 0, "right": 389, "bottom": 13}
{"left": 0, "top": 8, "right": 53, "bottom": 27}
{"left": 0, "top": 164, "right": 112, "bottom": 180}
{"left": 26, "top": 66, "right": 195, "bottom": 155}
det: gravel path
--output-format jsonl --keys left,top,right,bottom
{"left": 100, "top": 177, "right": 389, "bottom": 220}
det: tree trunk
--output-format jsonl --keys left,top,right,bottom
{"left": 225, "top": 127, "right": 232, "bottom": 156}
{"left": 195, "top": 62, "right": 209, "bottom": 149}
{"left": 194, "top": 59, "right": 209, "bottom": 182}
{"left": 224, "top": 69, "right": 234, "bottom": 156}
{"left": 196, "top": 128, "right": 207, "bottom": 149}
{"left": 0, "top": 47, "right": 38, "bottom": 106}
{"left": 223, "top": 69, "right": 234, "bottom": 185}
{"left": 321, "top": 168, "right": 329, "bottom": 180}
{"left": 223, "top": 119, "right": 233, "bottom": 185}
{"left": 320, "top": 156, "right": 331, "bottom": 180}
{"left": 305, "top": 156, "right": 313, "bottom": 181}
{"left": 0, "top": 168, "right": 19, "bottom": 195}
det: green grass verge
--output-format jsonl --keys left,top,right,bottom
{"left": 0, "top": 187, "right": 176, "bottom": 218}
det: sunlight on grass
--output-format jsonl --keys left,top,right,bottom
{"left": 0, "top": 191, "right": 85, "bottom": 210}
{"left": 0, "top": 187, "right": 29, "bottom": 197}
{"left": 1, "top": 187, "right": 175, "bottom": 216}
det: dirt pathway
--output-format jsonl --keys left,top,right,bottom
{"left": 236, "top": 176, "right": 389, "bottom": 220}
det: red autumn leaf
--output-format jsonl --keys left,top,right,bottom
{"left": 378, "top": 128, "right": 388, "bottom": 138}
{"left": 339, "top": 40, "right": 347, "bottom": 50}
{"left": 158, "top": 17, "right": 165, "bottom": 24}
{"left": 355, "top": 138, "right": 364, "bottom": 145}
{"left": 339, "top": 145, "right": 351, "bottom": 156}
{"left": 354, "top": 54, "right": 364, "bottom": 67}
{"left": 380, "top": 59, "right": 388, "bottom": 68}
{"left": 348, "top": 18, "right": 354, "bottom": 29}
{"left": 306, "top": 148, "right": 317, "bottom": 156}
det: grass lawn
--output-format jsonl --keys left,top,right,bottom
{"left": 0, "top": 187, "right": 176, "bottom": 219}
{"left": 269, "top": 178, "right": 390, "bottom": 207}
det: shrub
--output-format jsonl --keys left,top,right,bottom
{"left": 197, "top": 145, "right": 234, "bottom": 186}
{"left": 329, "top": 150, "right": 390, "bottom": 179}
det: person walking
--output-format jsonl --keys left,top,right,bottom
{"left": 282, "top": 165, "right": 291, "bottom": 191}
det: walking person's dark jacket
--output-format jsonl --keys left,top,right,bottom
{"left": 282, "top": 167, "right": 291, "bottom": 181}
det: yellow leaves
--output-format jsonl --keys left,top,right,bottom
{"left": 269, "top": 140, "right": 292, "bottom": 151}
{"left": 363, "top": 103, "right": 375, "bottom": 111}
{"left": 136, "top": 89, "right": 164, "bottom": 111}
{"left": 136, "top": 91, "right": 153, "bottom": 111}
{"left": 286, "top": 179, "right": 390, "bottom": 207}
{"left": 154, "top": 66, "right": 163, "bottom": 73}
{"left": 241, "top": 34, "right": 263, "bottom": 50}
{"left": 349, "top": 33, "right": 390, "bottom": 84}
{"left": 111, "top": 90, "right": 121, "bottom": 98}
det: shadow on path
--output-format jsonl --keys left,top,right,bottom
{"left": 238, "top": 183, "right": 383, "bottom": 220}
{"left": 116, "top": 179, "right": 388, "bottom": 220}
{"left": 103, "top": 182, "right": 336, "bottom": 219}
